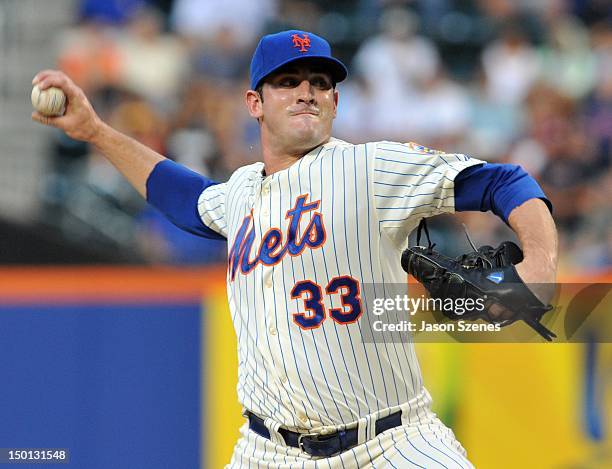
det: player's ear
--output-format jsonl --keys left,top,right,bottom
{"left": 332, "top": 88, "right": 339, "bottom": 118}
{"left": 246, "top": 89, "right": 263, "bottom": 119}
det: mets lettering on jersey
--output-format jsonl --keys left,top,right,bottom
{"left": 228, "top": 195, "right": 326, "bottom": 280}
{"left": 198, "top": 138, "right": 482, "bottom": 432}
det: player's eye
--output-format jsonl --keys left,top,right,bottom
{"left": 311, "top": 76, "right": 332, "bottom": 90}
{"left": 278, "top": 77, "right": 299, "bottom": 87}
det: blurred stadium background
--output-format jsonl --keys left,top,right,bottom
{"left": 0, "top": 0, "right": 610, "bottom": 468}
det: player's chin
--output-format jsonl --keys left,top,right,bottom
{"left": 290, "top": 128, "right": 325, "bottom": 149}
{"left": 292, "top": 119, "right": 328, "bottom": 138}
{"left": 290, "top": 114, "right": 320, "bottom": 130}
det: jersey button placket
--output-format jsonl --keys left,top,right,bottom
{"left": 261, "top": 183, "right": 270, "bottom": 215}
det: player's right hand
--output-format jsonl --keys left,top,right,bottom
{"left": 31, "top": 70, "right": 103, "bottom": 143}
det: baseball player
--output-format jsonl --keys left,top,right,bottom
{"left": 32, "top": 30, "right": 557, "bottom": 467}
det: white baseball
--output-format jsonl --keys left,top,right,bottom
{"left": 31, "top": 85, "right": 66, "bottom": 116}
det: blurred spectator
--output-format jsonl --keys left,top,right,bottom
{"left": 169, "top": 76, "right": 257, "bottom": 175}
{"left": 57, "top": 22, "right": 122, "bottom": 94}
{"left": 168, "top": 80, "right": 220, "bottom": 177}
{"left": 407, "top": 68, "right": 470, "bottom": 145}
{"left": 476, "top": 0, "right": 519, "bottom": 21}
{"left": 537, "top": 15, "right": 597, "bottom": 99}
{"left": 333, "top": 73, "right": 377, "bottom": 143}
{"left": 351, "top": 6, "right": 441, "bottom": 140}
{"left": 584, "top": 21, "right": 612, "bottom": 160}
{"left": 79, "top": 0, "right": 147, "bottom": 25}
{"left": 569, "top": 167, "right": 612, "bottom": 270}
{"left": 569, "top": 0, "right": 611, "bottom": 27}
{"left": 166, "top": 126, "right": 217, "bottom": 177}
{"left": 272, "top": 0, "right": 322, "bottom": 33}
{"left": 481, "top": 23, "right": 540, "bottom": 105}
{"left": 517, "top": 84, "right": 604, "bottom": 234}
{"left": 116, "top": 6, "right": 189, "bottom": 111}
{"left": 508, "top": 138, "right": 549, "bottom": 176}
{"left": 190, "top": 28, "right": 250, "bottom": 84}
{"left": 170, "top": 0, "right": 278, "bottom": 47}
{"left": 354, "top": 7, "right": 440, "bottom": 105}
{"left": 207, "top": 77, "right": 263, "bottom": 173}
{"left": 475, "top": 0, "right": 548, "bottom": 44}
{"left": 108, "top": 97, "right": 168, "bottom": 153}
{"left": 465, "top": 66, "right": 524, "bottom": 160}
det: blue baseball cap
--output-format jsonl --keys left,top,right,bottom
{"left": 249, "top": 30, "right": 348, "bottom": 91}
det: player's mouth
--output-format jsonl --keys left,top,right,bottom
{"left": 289, "top": 107, "right": 320, "bottom": 117}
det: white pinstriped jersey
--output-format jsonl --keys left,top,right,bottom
{"left": 198, "top": 138, "right": 483, "bottom": 432}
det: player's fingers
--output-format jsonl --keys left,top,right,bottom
{"left": 32, "top": 69, "right": 61, "bottom": 85}
{"left": 33, "top": 71, "right": 80, "bottom": 100}
{"left": 31, "top": 111, "right": 62, "bottom": 128}
{"left": 36, "top": 74, "right": 69, "bottom": 92}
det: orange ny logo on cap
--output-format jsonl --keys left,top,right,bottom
{"left": 291, "top": 33, "right": 311, "bottom": 52}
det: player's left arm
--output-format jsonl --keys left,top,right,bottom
{"left": 454, "top": 164, "right": 558, "bottom": 300}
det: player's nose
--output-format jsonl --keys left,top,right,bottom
{"left": 295, "top": 80, "right": 315, "bottom": 104}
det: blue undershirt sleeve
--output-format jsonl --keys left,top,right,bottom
{"left": 145, "top": 159, "right": 226, "bottom": 240}
{"left": 454, "top": 163, "right": 552, "bottom": 223}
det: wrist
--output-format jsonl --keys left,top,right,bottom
{"left": 517, "top": 254, "right": 557, "bottom": 282}
{"left": 521, "top": 245, "right": 557, "bottom": 273}
{"left": 515, "top": 260, "right": 557, "bottom": 305}
{"left": 88, "top": 117, "right": 108, "bottom": 147}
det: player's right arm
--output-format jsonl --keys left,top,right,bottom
{"left": 31, "top": 70, "right": 226, "bottom": 240}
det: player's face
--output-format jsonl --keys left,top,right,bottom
{"left": 247, "top": 63, "right": 339, "bottom": 155}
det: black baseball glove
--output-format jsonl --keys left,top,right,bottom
{"left": 401, "top": 219, "right": 556, "bottom": 341}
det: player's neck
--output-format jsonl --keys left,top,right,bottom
{"left": 262, "top": 153, "right": 300, "bottom": 176}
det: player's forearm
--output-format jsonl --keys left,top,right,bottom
{"left": 89, "top": 121, "right": 166, "bottom": 199}
{"left": 508, "top": 198, "right": 558, "bottom": 282}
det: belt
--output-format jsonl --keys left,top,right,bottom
{"left": 247, "top": 411, "right": 402, "bottom": 458}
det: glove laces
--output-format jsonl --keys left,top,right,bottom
{"left": 460, "top": 223, "right": 494, "bottom": 269}
{"left": 416, "top": 218, "right": 435, "bottom": 250}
